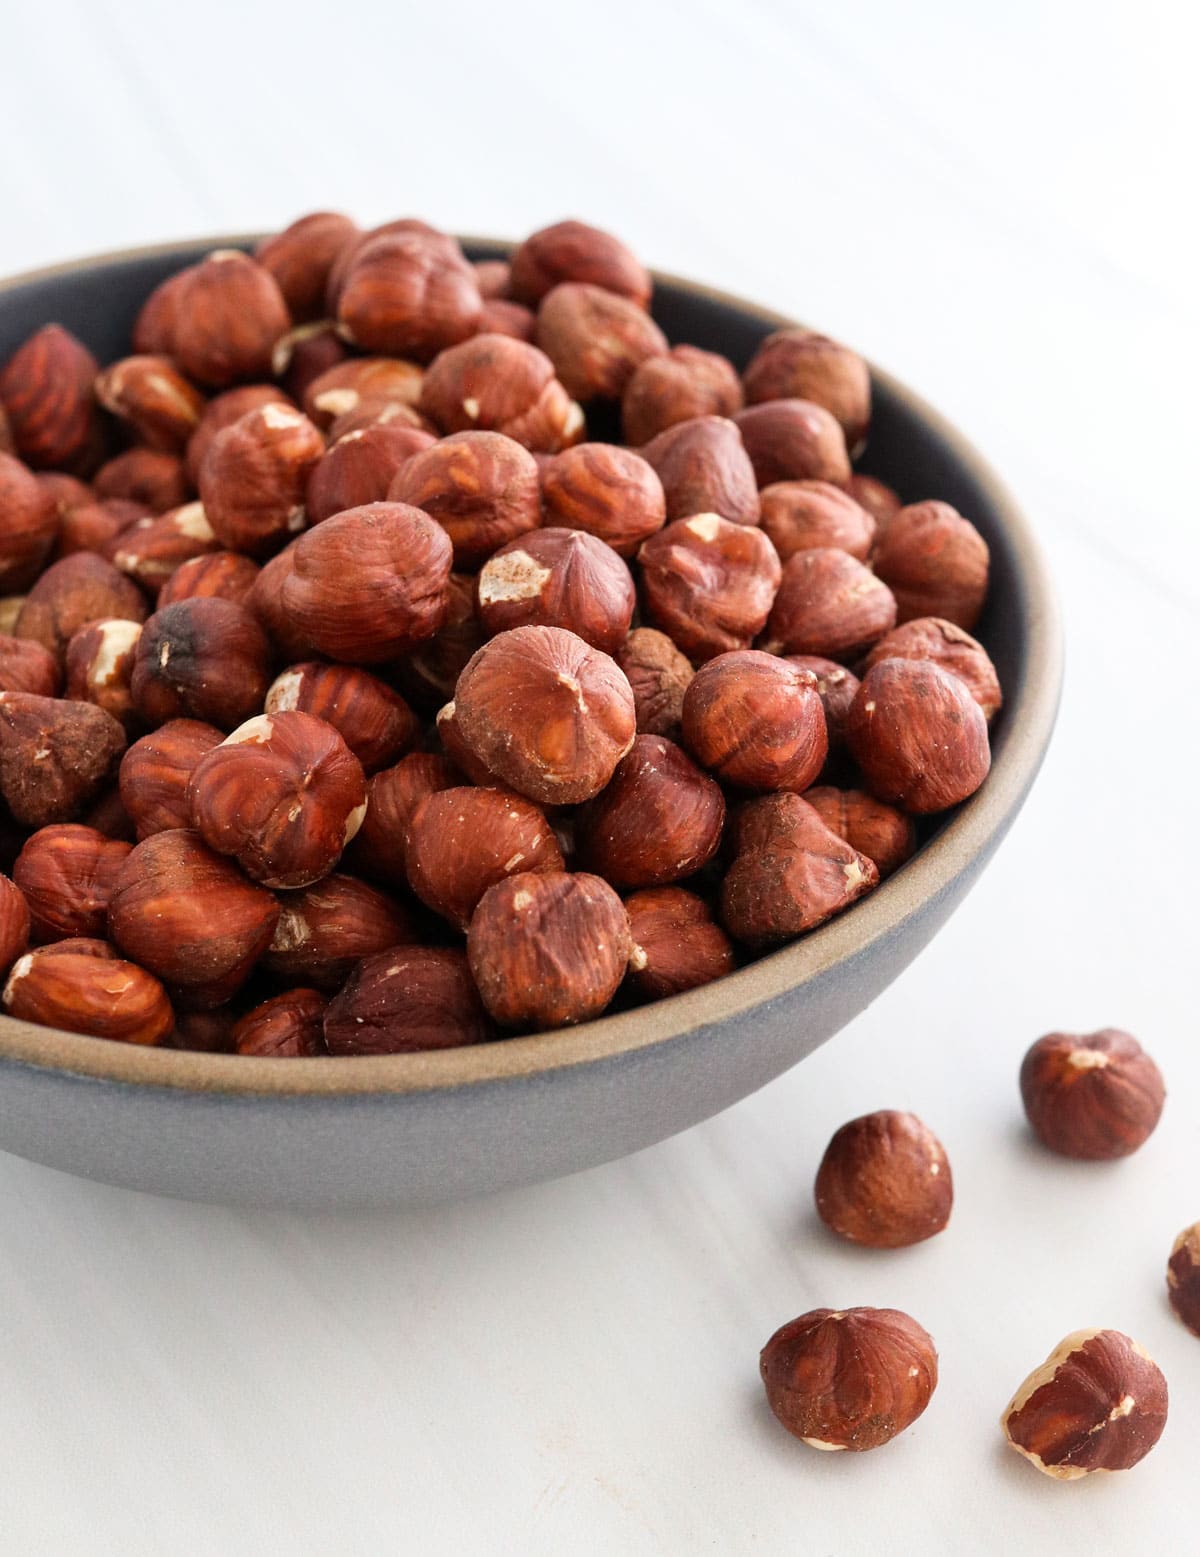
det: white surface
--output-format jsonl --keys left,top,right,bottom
{"left": 1, "top": 3, "right": 1198, "bottom": 1552}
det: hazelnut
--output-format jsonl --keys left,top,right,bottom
{"left": 54, "top": 501, "right": 141, "bottom": 560}
{"left": 1001, "top": 1330, "right": 1168, "bottom": 1478}
{"left": 64, "top": 618, "right": 143, "bottom": 730}
{"left": 82, "top": 787, "right": 136, "bottom": 844}
{"left": 271, "top": 321, "right": 349, "bottom": 403}
{"left": 0, "top": 692, "right": 126, "bottom": 827}
{"left": 846, "top": 659, "right": 991, "bottom": 814}
{"left": 2, "top": 942, "right": 173, "bottom": 1045}
{"left": 638, "top": 513, "right": 782, "bottom": 662}
{"left": 763, "top": 548, "right": 896, "bottom": 661}
{"left": 576, "top": 734, "right": 725, "bottom": 889}
{"left": 187, "top": 711, "right": 366, "bottom": 888}
{"left": 803, "top": 787, "right": 916, "bottom": 880}
{"left": 36, "top": 471, "right": 94, "bottom": 522}
{"left": 467, "top": 870, "right": 631, "bottom": 1029}
{"left": 305, "top": 422, "right": 434, "bottom": 523}
{"left": 233, "top": 987, "right": 328, "bottom": 1057}
{"left": 119, "top": 718, "right": 223, "bottom": 838}
{"left": 815, "top": 1110, "right": 952, "bottom": 1247}
{"left": 389, "top": 431, "right": 541, "bottom": 568}
{"left": 681, "top": 651, "right": 827, "bottom": 793}
{"left": 264, "top": 873, "right": 413, "bottom": 991}
{"left": 539, "top": 444, "right": 666, "bottom": 558}
{"left": 759, "top": 481, "right": 876, "bottom": 562}
{"left": 185, "top": 384, "right": 293, "bottom": 485}
{"left": 255, "top": 211, "right": 360, "bottom": 322}
{"left": 281, "top": 502, "right": 452, "bottom": 663}
{"left": 454, "top": 625, "right": 636, "bottom": 805}
{"left": 0, "top": 597, "right": 25, "bottom": 638}
{"left": 536, "top": 282, "right": 667, "bottom": 402}
{"left": 0, "top": 632, "right": 60, "bottom": 697}
{"left": 640, "top": 415, "right": 759, "bottom": 528}
{"left": 132, "top": 266, "right": 194, "bottom": 355}
{"left": 742, "top": 330, "right": 871, "bottom": 453}
{"left": 614, "top": 627, "right": 694, "bottom": 740}
{"left": 0, "top": 324, "right": 105, "bottom": 473}
{"left": 734, "top": 399, "right": 851, "bottom": 487}
{"left": 343, "top": 752, "right": 458, "bottom": 888}
{"left": 760, "top": 1308, "right": 938, "bottom": 1452}
{"left": 131, "top": 598, "right": 271, "bottom": 730}
{"left": 199, "top": 403, "right": 325, "bottom": 556}
{"left": 12, "top": 824, "right": 132, "bottom": 942}
{"left": 476, "top": 528, "right": 635, "bottom": 654}
{"left": 863, "top": 617, "right": 1002, "bottom": 720}
{"left": 324, "top": 945, "right": 492, "bottom": 1055}
{"left": 301, "top": 356, "right": 423, "bottom": 431}
{"left": 872, "top": 501, "right": 989, "bottom": 631}
{"left": 0, "top": 871, "right": 31, "bottom": 972}
{"left": 13, "top": 552, "right": 148, "bottom": 666}
{"left": 721, "top": 792, "right": 878, "bottom": 947}
{"left": 392, "top": 573, "right": 485, "bottom": 714}
{"left": 245, "top": 540, "right": 310, "bottom": 662}
{"left": 478, "top": 299, "right": 536, "bottom": 342}
{"left": 509, "top": 220, "right": 651, "bottom": 308}
{"left": 109, "top": 502, "right": 219, "bottom": 596}
{"left": 435, "top": 699, "right": 499, "bottom": 786}
{"left": 624, "top": 887, "right": 734, "bottom": 1000}
{"left": 621, "top": 344, "right": 744, "bottom": 446}
{"left": 166, "top": 1006, "right": 237, "bottom": 1053}
{"left": 168, "top": 250, "right": 291, "bottom": 388}
{"left": 92, "top": 448, "right": 188, "bottom": 514}
{"left": 336, "top": 232, "right": 481, "bottom": 360}
{"left": 417, "top": 334, "right": 584, "bottom": 451}
{"left": 0, "top": 453, "right": 59, "bottom": 592}
{"left": 843, "top": 473, "right": 901, "bottom": 526}
{"left": 1019, "top": 1029, "right": 1165, "bottom": 1160}
{"left": 406, "top": 785, "right": 564, "bottom": 930}
{"left": 784, "top": 655, "right": 859, "bottom": 756}
{"left": 473, "top": 260, "right": 513, "bottom": 299}
{"left": 265, "top": 662, "right": 415, "bottom": 774}
{"left": 107, "top": 828, "right": 280, "bottom": 1008}
{"left": 1167, "top": 1224, "right": 1200, "bottom": 1338}
{"left": 157, "top": 551, "right": 261, "bottom": 608}
{"left": 94, "top": 355, "right": 206, "bottom": 453}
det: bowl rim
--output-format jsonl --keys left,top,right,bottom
{"left": 0, "top": 234, "right": 1063, "bottom": 1097}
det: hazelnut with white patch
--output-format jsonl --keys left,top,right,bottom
{"left": 416, "top": 334, "right": 584, "bottom": 452}
{"left": 638, "top": 513, "right": 782, "bottom": 662}
{"left": 94, "top": 355, "right": 206, "bottom": 453}
{"left": 264, "top": 661, "right": 416, "bottom": 774}
{"left": 263, "top": 873, "right": 413, "bottom": 990}
{"left": 64, "top": 619, "right": 142, "bottom": 730}
{"left": 199, "top": 402, "right": 325, "bottom": 556}
{"left": 2, "top": 939, "right": 174, "bottom": 1046}
{"left": 109, "top": 503, "right": 221, "bottom": 597}
{"left": 814, "top": 1110, "right": 952, "bottom": 1248}
{"left": 476, "top": 527, "right": 635, "bottom": 654}
{"left": 388, "top": 431, "right": 541, "bottom": 569}
{"left": 1167, "top": 1224, "right": 1200, "bottom": 1338}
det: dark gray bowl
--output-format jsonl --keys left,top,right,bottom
{"left": 0, "top": 237, "right": 1062, "bottom": 1210}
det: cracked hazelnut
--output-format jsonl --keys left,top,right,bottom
{"left": 864, "top": 617, "right": 1002, "bottom": 720}
{"left": 0, "top": 633, "right": 60, "bottom": 697}
{"left": 0, "top": 871, "right": 31, "bottom": 972}
{"left": 1167, "top": 1225, "right": 1200, "bottom": 1338}
{"left": 185, "top": 384, "right": 293, "bottom": 485}
{"left": 615, "top": 628, "right": 693, "bottom": 740}
{"left": 389, "top": 431, "right": 541, "bottom": 568}
{"left": 417, "top": 334, "right": 584, "bottom": 452}
{"left": 638, "top": 513, "right": 781, "bottom": 662}
{"left": 803, "top": 787, "right": 916, "bottom": 880}
{"left": 540, "top": 444, "right": 666, "bottom": 558}
{"left": 264, "top": 872, "right": 414, "bottom": 990}
{"left": 14, "top": 552, "right": 148, "bottom": 667}
{"left": 168, "top": 250, "right": 291, "bottom": 388}
{"left": 64, "top": 618, "right": 142, "bottom": 730}
{"left": 0, "top": 692, "right": 126, "bottom": 827}
{"left": 265, "top": 662, "right": 415, "bottom": 774}
{"left": 1019, "top": 1029, "right": 1165, "bottom": 1160}
{"left": 477, "top": 528, "right": 635, "bottom": 653}
{"left": 0, "top": 455, "right": 59, "bottom": 591}
{"left": 306, "top": 422, "right": 434, "bottom": 523}
{"left": 815, "top": 1110, "right": 952, "bottom": 1247}
{"left": 761, "top": 1307, "right": 937, "bottom": 1452}
{"left": 1001, "top": 1330, "right": 1167, "bottom": 1478}
{"left": 622, "top": 344, "right": 743, "bottom": 446}
{"left": 343, "top": 752, "right": 458, "bottom": 888}
{"left": 131, "top": 598, "right": 271, "bottom": 730}
{"left": 301, "top": 356, "right": 423, "bottom": 431}
{"left": 12, "top": 824, "right": 132, "bottom": 942}
{"left": 509, "top": 221, "right": 651, "bottom": 308}
{"left": 119, "top": 718, "right": 223, "bottom": 838}
{"left": 109, "top": 502, "right": 219, "bottom": 596}
{"left": 735, "top": 399, "right": 851, "bottom": 487}
{"left": 759, "top": 480, "right": 876, "bottom": 562}
{"left": 640, "top": 415, "right": 759, "bottom": 528}
{"left": 233, "top": 986, "right": 328, "bottom": 1057}
{"left": 94, "top": 356, "right": 206, "bottom": 453}
{"left": 2, "top": 941, "right": 173, "bottom": 1045}
{"left": 536, "top": 282, "right": 666, "bottom": 402}
{"left": 324, "top": 945, "right": 492, "bottom": 1055}
{"left": 0, "top": 324, "right": 105, "bottom": 473}
{"left": 336, "top": 232, "right": 481, "bottom": 360}
{"left": 844, "top": 473, "right": 901, "bottom": 526}
{"left": 199, "top": 403, "right": 325, "bottom": 556}
{"left": 742, "top": 330, "right": 871, "bottom": 453}
{"left": 763, "top": 548, "right": 896, "bottom": 660}
{"left": 255, "top": 211, "right": 360, "bottom": 322}
{"left": 872, "top": 501, "right": 989, "bottom": 631}
{"left": 157, "top": 550, "right": 260, "bottom": 608}
{"left": 624, "top": 887, "right": 734, "bottom": 999}
{"left": 682, "top": 650, "right": 827, "bottom": 793}
{"left": 468, "top": 870, "right": 631, "bottom": 1029}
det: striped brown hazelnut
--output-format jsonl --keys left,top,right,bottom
{"left": 621, "top": 344, "right": 743, "bottom": 446}
{"left": 0, "top": 324, "right": 105, "bottom": 474}
{"left": 168, "top": 250, "right": 291, "bottom": 389}
{"left": 265, "top": 662, "right": 416, "bottom": 774}
{"left": 815, "top": 1110, "right": 952, "bottom": 1247}
{"left": 343, "top": 753, "right": 459, "bottom": 888}
{"left": 863, "top": 617, "right": 1002, "bottom": 720}
{"left": 0, "top": 871, "right": 30, "bottom": 972}
{"left": 615, "top": 628, "right": 694, "bottom": 740}
{"left": 233, "top": 987, "right": 328, "bottom": 1057}
{"left": 119, "top": 718, "right": 223, "bottom": 839}
{"left": 742, "top": 330, "right": 871, "bottom": 453}
{"left": 540, "top": 444, "right": 666, "bottom": 558}
{"left": 271, "top": 321, "right": 349, "bottom": 403}
{"left": 536, "top": 282, "right": 667, "bottom": 402}
{"left": 301, "top": 356, "right": 423, "bottom": 431}
{"left": 0, "top": 453, "right": 59, "bottom": 592}
{"left": 0, "top": 692, "right": 126, "bottom": 827}
{"left": 763, "top": 548, "right": 896, "bottom": 661}
{"left": 13, "top": 552, "right": 148, "bottom": 667}
{"left": 109, "top": 502, "right": 219, "bottom": 596}
{"left": 325, "top": 396, "right": 432, "bottom": 443}
{"left": 199, "top": 403, "right": 325, "bottom": 556}
{"left": 681, "top": 650, "right": 827, "bottom": 793}
{"left": 759, "top": 480, "right": 876, "bottom": 562}
{"left": 64, "top": 618, "right": 142, "bottom": 730}
{"left": 131, "top": 267, "right": 193, "bottom": 356}
{"left": 12, "top": 824, "right": 132, "bottom": 942}
{"left": 640, "top": 415, "right": 759, "bottom": 527}
{"left": 476, "top": 528, "right": 635, "bottom": 654}
{"left": 255, "top": 211, "right": 360, "bottom": 322}
{"left": 844, "top": 473, "right": 901, "bottom": 527}
{"left": 336, "top": 232, "right": 481, "bottom": 360}
{"left": 263, "top": 873, "right": 414, "bottom": 991}
{"left": 305, "top": 422, "right": 435, "bottom": 523}
{"left": 872, "top": 501, "right": 989, "bottom": 631}
{"left": 2, "top": 940, "right": 173, "bottom": 1045}
{"left": 185, "top": 384, "right": 293, "bottom": 485}
{"left": 417, "top": 334, "right": 585, "bottom": 452}
{"left": 388, "top": 431, "right": 541, "bottom": 569}
{"left": 478, "top": 299, "right": 536, "bottom": 341}
{"left": 803, "top": 787, "right": 916, "bottom": 880}
{"left": 131, "top": 598, "right": 271, "bottom": 730}
{"left": 735, "top": 399, "right": 851, "bottom": 487}
{"left": 784, "top": 656, "right": 859, "bottom": 754}
{"left": 95, "top": 356, "right": 206, "bottom": 453}
{"left": 1019, "top": 1029, "right": 1165, "bottom": 1160}
{"left": 1167, "top": 1225, "right": 1200, "bottom": 1338}
{"left": 324, "top": 945, "right": 492, "bottom": 1055}
{"left": 157, "top": 551, "right": 261, "bottom": 608}
{"left": 624, "top": 887, "right": 734, "bottom": 1000}
{"left": 846, "top": 659, "right": 990, "bottom": 814}
{"left": 0, "top": 633, "right": 60, "bottom": 697}
{"left": 638, "top": 513, "right": 781, "bottom": 662}
{"left": 509, "top": 221, "right": 651, "bottom": 308}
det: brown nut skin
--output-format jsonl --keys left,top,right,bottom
{"left": 536, "top": 282, "right": 667, "bottom": 402}
{"left": 0, "top": 872, "right": 31, "bottom": 972}
{"left": 843, "top": 473, "right": 901, "bottom": 527}
{"left": 405, "top": 785, "right": 565, "bottom": 931}
{"left": 763, "top": 548, "right": 897, "bottom": 661}
{"left": 846, "top": 659, "right": 991, "bottom": 814}
{"left": 575, "top": 735, "right": 725, "bottom": 890}
{"left": 624, "top": 887, "right": 734, "bottom": 1000}
{"left": 185, "top": 384, "right": 293, "bottom": 486}
{"left": 0, "top": 453, "right": 59, "bottom": 591}
{"left": 1019, "top": 1029, "right": 1165, "bottom": 1160}
{"left": 233, "top": 986, "right": 328, "bottom": 1057}
{"left": 467, "top": 870, "right": 631, "bottom": 1031}
{"left": 324, "top": 945, "right": 492, "bottom": 1056}
{"left": 734, "top": 399, "right": 851, "bottom": 488}
{"left": 453, "top": 625, "right": 636, "bottom": 806}
{"left": 305, "top": 422, "right": 434, "bottom": 523}
{"left": 864, "top": 617, "right": 1002, "bottom": 721}
{"left": 107, "top": 828, "right": 280, "bottom": 1009}
{"left": 759, "top": 481, "right": 876, "bottom": 563}
{"left": 785, "top": 655, "right": 859, "bottom": 756}
{"left": 622, "top": 344, "right": 744, "bottom": 446}
{"left": 539, "top": 444, "right": 665, "bottom": 558}
{"left": 394, "top": 572, "right": 486, "bottom": 714}
{"left": 638, "top": 513, "right": 782, "bottom": 663}
{"left": 168, "top": 251, "right": 292, "bottom": 389}
{"left": 476, "top": 528, "right": 636, "bottom": 654}
{"left": 302, "top": 357, "right": 424, "bottom": 431}
{"left": 872, "top": 500, "right": 989, "bottom": 631}
{"left": 245, "top": 541, "right": 310, "bottom": 662}
{"left": 1167, "top": 1225, "right": 1200, "bottom": 1338}
{"left": 1001, "top": 1330, "right": 1168, "bottom": 1478}
{"left": 509, "top": 220, "right": 651, "bottom": 309}
{"left": 417, "top": 335, "right": 584, "bottom": 453}
{"left": 199, "top": 403, "right": 325, "bottom": 556}
{"left": 389, "top": 431, "right": 541, "bottom": 569}
{"left": 109, "top": 503, "right": 218, "bottom": 596}
{"left": 681, "top": 651, "right": 828, "bottom": 794}
{"left": 53, "top": 500, "right": 144, "bottom": 561}
{"left": 760, "top": 1308, "right": 937, "bottom": 1453}
{"left": 263, "top": 873, "right": 414, "bottom": 992}
{"left": 12, "top": 824, "right": 133, "bottom": 942}
{"left": 255, "top": 212, "right": 360, "bottom": 323}
{"left": 640, "top": 415, "right": 759, "bottom": 528}
{"left": 0, "top": 402, "right": 11, "bottom": 454}
{"left": 615, "top": 628, "right": 694, "bottom": 740}
{"left": 343, "top": 752, "right": 459, "bottom": 889}
{"left": 0, "top": 692, "right": 127, "bottom": 828}
{"left": 2, "top": 942, "right": 173, "bottom": 1046}
{"left": 157, "top": 551, "right": 261, "bottom": 608}
{"left": 815, "top": 1110, "right": 952, "bottom": 1248}
{"left": 721, "top": 792, "right": 878, "bottom": 948}
{"left": 803, "top": 787, "right": 916, "bottom": 880}
{"left": 14, "top": 552, "right": 148, "bottom": 667}
{"left": 94, "top": 356, "right": 206, "bottom": 453}
{"left": 280, "top": 502, "right": 452, "bottom": 664}
{"left": 436, "top": 700, "right": 500, "bottom": 786}
{"left": 477, "top": 298, "right": 536, "bottom": 342}
{"left": 119, "top": 718, "right": 224, "bottom": 839}
{"left": 166, "top": 1006, "right": 237, "bottom": 1053}
{"left": 93, "top": 448, "right": 191, "bottom": 515}
{"left": 0, "top": 324, "right": 105, "bottom": 473}
{"left": 132, "top": 267, "right": 193, "bottom": 356}
{"left": 473, "top": 260, "right": 512, "bottom": 300}
{"left": 64, "top": 618, "right": 143, "bottom": 731}
{"left": 131, "top": 598, "right": 272, "bottom": 731}
{"left": 265, "top": 662, "right": 416, "bottom": 774}
{"left": 742, "top": 330, "right": 871, "bottom": 453}
{"left": 272, "top": 321, "right": 349, "bottom": 403}
{"left": 81, "top": 788, "right": 136, "bottom": 844}
{"left": 0, "top": 633, "right": 60, "bottom": 697}
{"left": 336, "top": 233, "right": 482, "bottom": 361}
{"left": 187, "top": 711, "right": 366, "bottom": 889}
{"left": 326, "top": 396, "right": 432, "bottom": 445}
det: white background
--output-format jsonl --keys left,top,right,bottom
{"left": 2, "top": 2, "right": 1198, "bottom": 1551}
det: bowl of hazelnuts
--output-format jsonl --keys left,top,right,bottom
{"left": 0, "top": 216, "right": 1062, "bottom": 1210}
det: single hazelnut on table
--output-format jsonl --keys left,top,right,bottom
{"left": 742, "top": 330, "right": 871, "bottom": 454}
{"left": 168, "top": 250, "right": 292, "bottom": 389}
{"left": 185, "top": 384, "right": 294, "bottom": 485}
{"left": 109, "top": 503, "right": 219, "bottom": 597}
{"left": 335, "top": 232, "right": 482, "bottom": 360}
{"left": 263, "top": 873, "right": 414, "bottom": 991}
{"left": 198, "top": 403, "right": 325, "bottom": 556}
{"left": 388, "top": 431, "right": 541, "bottom": 569}
{"left": 0, "top": 692, "right": 127, "bottom": 827}
{"left": 621, "top": 344, "right": 743, "bottom": 446}
{"left": 843, "top": 473, "right": 901, "bottom": 527}
{"left": 681, "top": 651, "right": 828, "bottom": 793}
{"left": 0, "top": 872, "right": 31, "bottom": 972}
{"left": 1019, "top": 1029, "right": 1165, "bottom": 1160}
{"left": 301, "top": 356, "right": 423, "bottom": 431}
{"left": 157, "top": 551, "right": 261, "bottom": 609}
{"left": 131, "top": 598, "right": 272, "bottom": 731}
{"left": 233, "top": 987, "right": 329, "bottom": 1057}
{"left": 536, "top": 282, "right": 667, "bottom": 402}
{"left": 93, "top": 448, "right": 190, "bottom": 516}
{"left": 305, "top": 422, "right": 434, "bottom": 523}
{"left": 12, "top": 824, "right": 132, "bottom": 942}
{"left": 467, "top": 870, "right": 631, "bottom": 1030}
{"left": 814, "top": 1110, "right": 951, "bottom": 1248}
{"left": 1167, "top": 1225, "right": 1200, "bottom": 1338}
{"left": 417, "top": 335, "right": 584, "bottom": 453}
{"left": 864, "top": 616, "right": 1002, "bottom": 722}
{"left": 1001, "top": 1330, "right": 1168, "bottom": 1478}
{"left": 324, "top": 946, "right": 493, "bottom": 1055}
{"left": 118, "top": 718, "right": 224, "bottom": 839}
{"left": 255, "top": 211, "right": 360, "bottom": 322}
{"left": 478, "top": 298, "right": 537, "bottom": 341}
{"left": 264, "top": 662, "right": 416, "bottom": 775}
{"left": 476, "top": 528, "right": 636, "bottom": 654}
{"left": 615, "top": 628, "right": 694, "bottom": 740}
{"left": 759, "top": 481, "right": 876, "bottom": 562}
{"left": 271, "top": 321, "right": 349, "bottom": 404}
{"left": 93, "top": 355, "right": 206, "bottom": 453}
{"left": 342, "top": 752, "right": 458, "bottom": 889}
{"left": 539, "top": 444, "right": 666, "bottom": 558}
{"left": 872, "top": 500, "right": 989, "bottom": 631}
{"left": 0, "top": 453, "right": 58, "bottom": 591}
{"left": 638, "top": 514, "right": 782, "bottom": 663}
{"left": 803, "top": 787, "right": 916, "bottom": 880}
{"left": 14, "top": 552, "right": 148, "bottom": 666}
{"left": 453, "top": 625, "right": 636, "bottom": 805}
{"left": 0, "top": 632, "right": 60, "bottom": 697}
{"left": 846, "top": 659, "right": 991, "bottom": 814}
{"left": 763, "top": 547, "right": 896, "bottom": 661}
{"left": 393, "top": 573, "right": 486, "bottom": 714}
{"left": 640, "top": 415, "right": 760, "bottom": 528}
{"left": 624, "top": 887, "right": 735, "bottom": 1000}
{"left": 0, "top": 324, "right": 105, "bottom": 473}
{"left": 760, "top": 1307, "right": 937, "bottom": 1452}
{"left": 734, "top": 399, "right": 851, "bottom": 488}
{"left": 2, "top": 941, "right": 174, "bottom": 1046}
{"left": 509, "top": 220, "right": 651, "bottom": 308}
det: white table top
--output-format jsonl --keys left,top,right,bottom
{"left": 1, "top": 3, "right": 1197, "bottom": 1551}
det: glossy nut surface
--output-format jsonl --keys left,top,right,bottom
{"left": 815, "top": 1110, "right": 952, "bottom": 1247}
{"left": 476, "top": 528, "right": 635, "bottom": 654}
{"left": 1019, "top": 1029, "right": 1165, "bottom": 1159}
{"left": 682, "top": 651, "right": 828, "bottom": 793}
